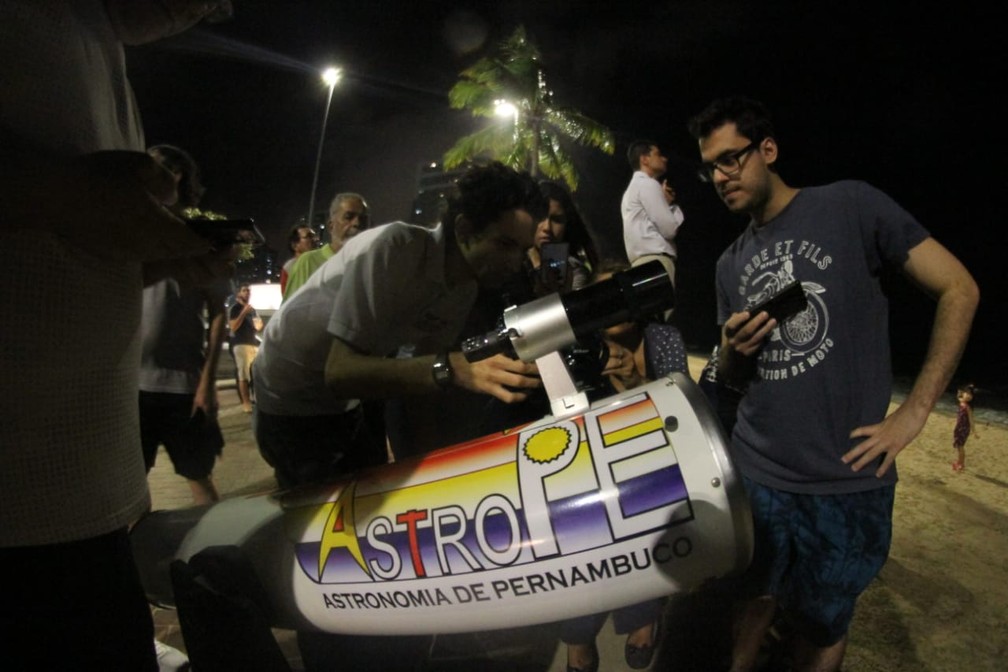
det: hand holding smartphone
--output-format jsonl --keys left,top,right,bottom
{"left": 745, "top": 280, "right": 807, "bottom": 324}
{"left": 539, "top": 242, "right": 570, "bottom": 293}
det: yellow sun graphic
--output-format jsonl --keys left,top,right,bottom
{"left": 523, "top": 427, "right": 573, "bottom": 464}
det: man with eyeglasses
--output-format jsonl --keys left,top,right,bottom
{"left": 283, "top": 192, "right": 370, "bottom": 300}
{"left": 279, "top": 222, "right": 319, "bottom": 295}
{"left": 621, "top": 139, "right": 685, "bottom": 294}
{"left": 688, "top": 96, "right": 978, "bottom": 672}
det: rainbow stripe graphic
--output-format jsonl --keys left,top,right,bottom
{"left": 291, "top": 392, "right": 691, "bottom": 584}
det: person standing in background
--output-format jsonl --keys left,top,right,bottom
{"left": 229, "top": 283, "right": 263, "bottom": 413}
{"left": 279, "top": 222, "right": 319, "bottom": 295}
{"left": 622, "top": 139, "right": 684, "bottom": 291}
{"left": 951, "top": 383, "right": 979, "bottom": 472}
{"left": 140, "top": 144, "right": 228, "bottom": 506}
{"left": 283, "top": 192, "right": 370, "bottom": 300}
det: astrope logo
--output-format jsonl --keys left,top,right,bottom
{"left": 294, "top": 392, "right": 692, "bottom": 584}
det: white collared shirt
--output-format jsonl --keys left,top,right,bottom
{"left": 621, "top": 170, "right": 685, "bottom": 261}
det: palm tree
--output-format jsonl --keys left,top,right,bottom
{"left": 443, "top": 26, "right": 613, "bottom": 191}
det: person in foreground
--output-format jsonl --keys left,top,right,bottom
{"left": 687, "top": 96, "right": 979, "bottom": 672}
{"left": 0, "top": 1, "right": 234, "bottom": 670}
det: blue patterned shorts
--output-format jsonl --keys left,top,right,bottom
{"left": 743, "top": 477, "right": 895, "bottom": 646}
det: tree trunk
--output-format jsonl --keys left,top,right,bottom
{"left": 529, "top": 118, "right": 541, "bottom": 177}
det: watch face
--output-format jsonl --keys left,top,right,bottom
{"left": 433, "top": 353, "right": 452, "bottom": 388}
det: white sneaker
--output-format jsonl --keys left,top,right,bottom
{"left": 154, "top": 639, "right": 190, "bottom": 672}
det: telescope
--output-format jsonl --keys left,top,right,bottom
{"left": 131, "top": 261, "right": 752, "bottom": 669}
{"left": 462, "top": 261, "right": 673, "bottom": 418}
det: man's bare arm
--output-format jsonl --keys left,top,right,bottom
{"left": 192, "top": 285, "right": 229, "bottom": 416}
{"left": 845, "top": 237, "right": 979, "bottom": 476}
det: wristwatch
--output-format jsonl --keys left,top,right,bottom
{"left": 432, "top": 351, "right": 453, "bottom": 389}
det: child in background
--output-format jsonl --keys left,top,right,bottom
{"left": 952, "top": 383, "right": 980, "bottom": 472}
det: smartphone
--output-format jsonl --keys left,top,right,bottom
{"left": 185, "top": 218, "right": 266, "bottom": 247}
{"left": 746, "top": 280, "right": 807, "bottom": 323}
{"left": 539, "top": 242, "right": 570, "bottom": 292}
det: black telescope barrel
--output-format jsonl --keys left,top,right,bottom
{"left": 460, "top": 261, "right": 673, "bottom": 363}
{"left": 563, "top": 261, "right": 673, "bottom": 338}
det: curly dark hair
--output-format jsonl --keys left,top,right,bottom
{"left": 687, "top": 96, "right": 776, "bottom": 144}
{"left": 443, "top": 162, "right": 546, "bottom": 233}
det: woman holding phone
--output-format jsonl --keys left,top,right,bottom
{"left": 526, "top": 180, "right": 599, "bottom": 295}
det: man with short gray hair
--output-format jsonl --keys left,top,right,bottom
{"left": 283, "top": 192, "right": 369, "bottom": 300}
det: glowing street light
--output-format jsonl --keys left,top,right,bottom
{"left": 307, "top": 66, "right": 342, "bottom": 229}
{"left": 494, "top": 99, "right": 518, "bottom": 120}
{"left": 321, "top": 66, "right": 341, "bottom": 88}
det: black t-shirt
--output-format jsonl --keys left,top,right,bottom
{"left": 229, "top": 301, "right": 260, "bottom": 346}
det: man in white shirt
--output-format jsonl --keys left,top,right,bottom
{"left": 621, "top": 139, "right": 685, "bottom": 291}
{"left": 253, "top": 162, "right": 546, "bottom": 492}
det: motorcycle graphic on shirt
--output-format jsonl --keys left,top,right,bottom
{"left": 746, "top": 260, "right": 829, "bottom": 355}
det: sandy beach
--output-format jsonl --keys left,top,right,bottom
{"left": 843, "top": 394, "right": 1007, "bottom": 671}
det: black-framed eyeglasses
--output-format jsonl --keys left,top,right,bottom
{"left": 697, "top": 141, "right": 759, "bottom": 183}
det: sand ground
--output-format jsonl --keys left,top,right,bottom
{"left": 840, "top": 396, "right": 1007, "bottom": 671}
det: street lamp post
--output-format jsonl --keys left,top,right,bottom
{"left": 307, "top": 67, "right": 342, "bottom": 229}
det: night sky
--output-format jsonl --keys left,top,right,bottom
{"left": 126, "top": 1, "right": 1004, "bottom": 390}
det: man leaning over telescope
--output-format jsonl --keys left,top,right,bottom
{"left": 252, "top": 162, "right": 547, "bottom": 490}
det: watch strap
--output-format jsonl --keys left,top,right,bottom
{"left": 432, "top": 351, "right": 453, "bottom": 389}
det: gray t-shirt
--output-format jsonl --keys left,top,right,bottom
{"left": 255, "top": 222, "right": 478, "bottom": 416}
{"left": 139, "top": 278, "right": 228, "bottom": 394}
{"left": 715, "top": 180, "right": 929, "bottom": 494}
